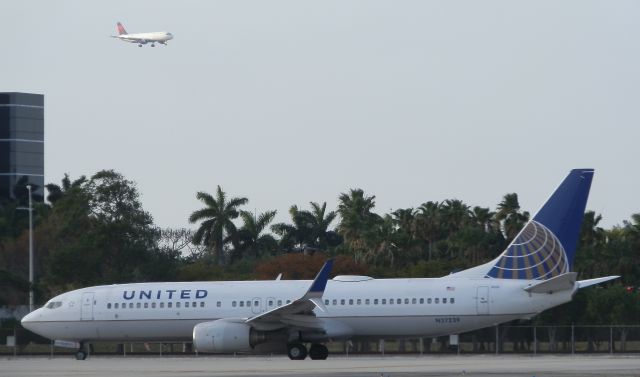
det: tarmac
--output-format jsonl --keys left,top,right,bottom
{"left": 1, "top": 355, "right": 640, "bottom": 377}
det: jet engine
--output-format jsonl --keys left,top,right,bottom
{"left": 192, "top": 319, "right": 286, "bottom": 353}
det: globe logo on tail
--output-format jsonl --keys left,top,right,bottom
{"left": 486, "top": 221, "right": 569, "bottom": 280}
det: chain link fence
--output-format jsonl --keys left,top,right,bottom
{"left": 2, "top": 325, "right": 640, "bottom": 357}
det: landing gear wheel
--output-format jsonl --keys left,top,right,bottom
{"left": 151, "top": 44, "right": 155, "bottom": 47}
{"left": 75, "top": 350, "right": 87, "bottom": 360}
{"left": 138, "top": 44, "right": 142, "bottom": 47}
{"left": 309, "top": 343, "right": 329, "bottom": 360}
{"left": 287, "top": 342, "right": 308, "bottom": 360}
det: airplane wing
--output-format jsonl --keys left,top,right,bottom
{"left": 245, "top": 259, "right": 333, "bottom": 332}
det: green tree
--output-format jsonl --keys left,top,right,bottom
{"left": 495, "top": 193, "right": 529, "bottom": 241}
{"left": 45, "top": 173, "right": 87, "bottom": 205}
{"left": 337, "top": 189, "right": 382, "bottom": 262}
{"left": 189, "top": 186, "right": 248, "bottom": 266}
{"left": 234, "top": 210, "right": 278, "bottom": 260}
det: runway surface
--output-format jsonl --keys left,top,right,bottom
{"left": 1, "top": 355, "right": 639, "bottom": 377}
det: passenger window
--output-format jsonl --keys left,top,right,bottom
{"left": 333, "top": 299, "right": 337, "bottom": 305}
{"left": 357, "top": 299, "right": 362, "bottom": 305}
{"left": 349, "top": 299, "right": 353, "bottom": 305}
{"left": 254, "top": 300, "right": 259, "bottom": 307}
{"left": 239, "top": 301, "right": 244, "bottom": 307}
{"left": 122, "top": 303, "right": 126, "bottom": 308}
{"left": 137, "top": 303, "right": 141, "bottom": 308}
{"left": 217, "top": 301, "right": 221, "bottom": 307}
{"left": 324, "top": 299, "right": 329, "bottom": 305}
{"left": 129, "top": 303, "right": 134, "bottom": 309}
{"left": 365, "top": 299, "right": 370, "bottom": 305}
{"left": 340, "top": 299, "right": 345, "bottom": 305}
{"left": 269, "top": 300, "right": 274, "bottom": 306}
{"left": 152, "top": 302, "right": 156, "bottom": 308}
{"left": 168, "top": 302, "right": 173, "bottom": 308}
{"left": 186, "top": 302, "right": 190, "bottom": 308}
{"left": 107, "top": 303, "right": 112, "bottom": 309}
{"left": 232, "top": 301, "right": 237, "bottom": 307}
{"left": 427, "top": 298, "right": 432, "bottom": 304}
{"left": 435, "top": 298, "right": 439, "bottom": 304}
{"left": 193, "top": 301, "right": 197, "bottom": 308}
{"left": 390, "top": 299, "right": 394, "bottom": 305}
{"left": 200, "top": 302, "right": 205, "bottom": 308}
{"left": 115, "top": 303, "right": 119, "bottom": 309}
{"left": 450, "top": 298, "right": 455, "bottom": 304}
{"left": 176, "top": 302, "right": 181, "bottom": 308}
{"left": 374, "top": 299, "right": 379, "bottom": 305}
{"left": 405, "top": 298, "right": 409, "bottom": 304}
{"left": 246, "top": 301, "right": 251, "bottom": 307}
{"left": 144, "top": 303, "right": 149, "bottom": 308}
{"left": 278, "top": 300, "right": 282, "bottom": 306}
{"left": 397, "top": 298, "right": 402, "bottom": 304}
{"left": 412, "top": 298, "right": 416, "bottom": 304}
{"left": 382, "top": 299, "right": 386, "bottom": 305}
{"left": 286, "top": 300, "right": 291, "bottom": 304}
{"left": 443, "top": 298, "right": 447, "bottom": 304}
{"left": 419, "top": 298, "right": 424, "bottom": 304}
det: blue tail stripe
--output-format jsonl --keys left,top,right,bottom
{"left": 486, "top": 169, "right": 594, "bottom": 280}
{"left": 533, "top": 169, "right": 594, "bottom": 269}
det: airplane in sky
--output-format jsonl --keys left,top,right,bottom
{"left": 111, "top": 22, "right": 173, "bottom": 47}
{"left": 21, "top": 169, "right": 618, "bottom": 361}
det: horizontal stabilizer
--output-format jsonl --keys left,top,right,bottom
{"left": 524, "top": 272, "right": 577, "bottom": 294}
{"left": 577, "top": 276, "right": 620, "bottom": 289}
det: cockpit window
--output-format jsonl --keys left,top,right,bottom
{"left": 46, "top": 301, "right": 63, "bottom": 309}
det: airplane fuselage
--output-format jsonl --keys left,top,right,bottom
{"left": 22, "top": 276, "right": 573, "bottom": 343}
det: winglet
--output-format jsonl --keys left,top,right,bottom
{"left": 305, "top": 259, "right": 334, "bottom": 298}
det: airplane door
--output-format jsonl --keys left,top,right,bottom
{"left": 81, "top": 292, "right": 94, "bottom": 320}
{"left": 476, "top": 286, "right": 489, "bottom": 315}
{"left": 251, "top": 297, "right": 262, "bottom": 314}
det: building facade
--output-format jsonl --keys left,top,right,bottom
{"left": 0, "top": 92, "right": 44, "bottom": 202}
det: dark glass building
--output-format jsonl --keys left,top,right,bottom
{"left": 0, "top": 92, "right": 44, "bottom": 202}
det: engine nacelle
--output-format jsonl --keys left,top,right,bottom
{"left": 193, "top": 319, "right": 287, "bottom": 353}
{"left": 193, "top": 320, "right": 252, "bottom": 353}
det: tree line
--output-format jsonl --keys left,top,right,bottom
{"left": 1, "top": 169, "right": 639, "bottom": 326}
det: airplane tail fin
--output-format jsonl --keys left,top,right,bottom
{"left": 117, "top": 22, "right": 127, "bottom": 35}
{"left": 484, "top": 169, "right": 594, "bottom": 280}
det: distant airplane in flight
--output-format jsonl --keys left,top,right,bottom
{"left": 111, "top": 22, "right": 173, "bottom": 47}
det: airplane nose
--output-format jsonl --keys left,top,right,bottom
{"left": 21, "top": 309, "right": 40, "bottom": 331}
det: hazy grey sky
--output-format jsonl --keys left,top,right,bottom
{"left": 2, "top": 1, "right": 638, "bottom": 229}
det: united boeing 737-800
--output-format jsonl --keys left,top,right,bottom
{"left": 111, "top": 22, "right": 173, "bottom": 47}
{"left": 21, "top": 169, "right": 618, "bottom": 360}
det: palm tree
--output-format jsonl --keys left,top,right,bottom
{"left": 45, "top": 173, "right": 87, "bottom": 204}
{"left": 234, "top": 210, "right": 278, "bottom": 260}
{"left": 308, "top": 202, "right": 339, "bottom": 249}
{"left": 337, "top": 189, "right": 381, "bottom": 260}
{"left": 188, "top": 186, "right": 248, "bottom": 266}
{"left": 415, "top": 201, "right": 440, "bottom": 261}
{"left": 440, "top": 199, "right": 470, "bottom": 235}
{"left": 495, "top": 193, "right": 529, "bottom": 241}
{"left": 271, "top": 202, "right": 339, "bottom": 252}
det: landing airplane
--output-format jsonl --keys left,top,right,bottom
{"left": 111, "top": 22, "right": 173, "bottom": 47}
{"left": 21, "top": 169, "right": 618, "bottom": 360}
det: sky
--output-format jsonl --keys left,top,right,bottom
{"left": 2, "top": 0, "right": 639, "bottom": 230}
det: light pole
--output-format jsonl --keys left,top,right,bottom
{"left": 17, "top": 185, "right": 35, "bottom": 312}
{"left": 27, "top": 184, "right": 34, "bottom": 312}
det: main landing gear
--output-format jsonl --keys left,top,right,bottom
{"left": 287, "top": 342, "right": 328, "bottom": 360}
{"left": 151, "top": 43, "right": 155, "bottom": 47}
{"left": 75, "top": 342, "right": 88, "bottom": 360}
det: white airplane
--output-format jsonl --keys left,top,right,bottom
{"left": 21, "top": 169, "right": 618, "bottom": 361}
{"left": 111, "top": 22, "right": 173, "bottom": 47}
